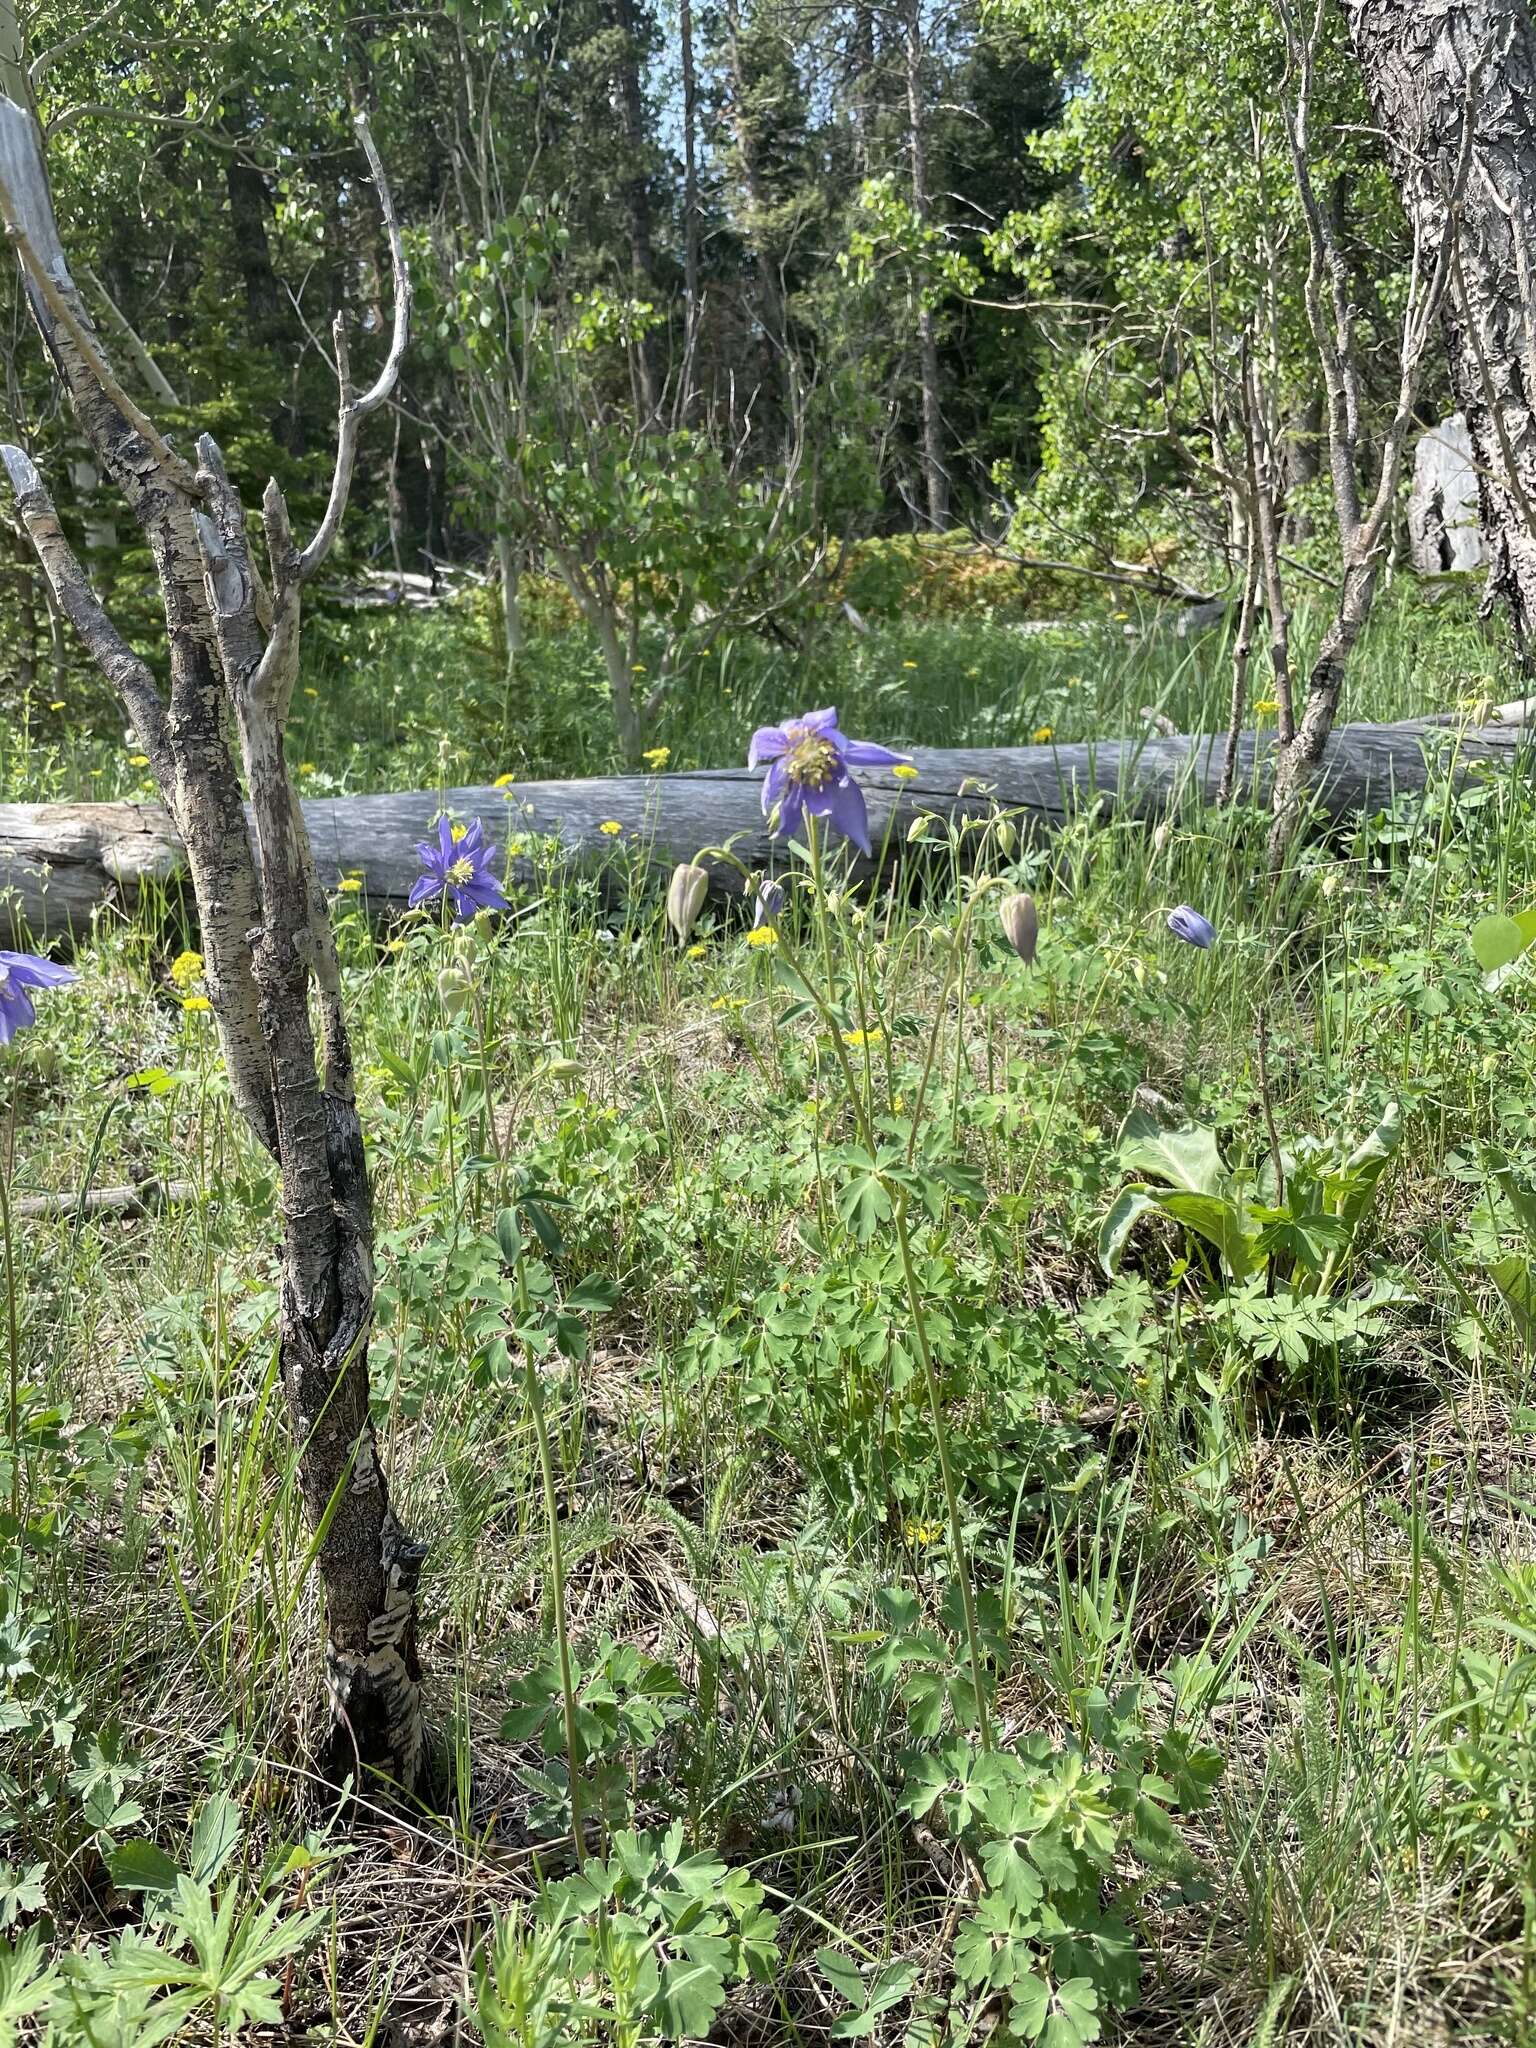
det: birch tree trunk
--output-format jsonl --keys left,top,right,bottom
{"left": 1343, "top": 0, "right": 1536, "bottom": 645}
{"left": 903, "top": 0, "right": 948, "bottom": 531}
{"left": 0, "top": 34, "right": 427, "bottom": 1792}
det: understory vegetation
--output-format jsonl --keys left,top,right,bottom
{"left": 8, "top": 593, "right": 1536, "bottom": 2045}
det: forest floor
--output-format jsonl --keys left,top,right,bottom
{"left": 7, "top": 587, "right": 1536, "bottom": 2046}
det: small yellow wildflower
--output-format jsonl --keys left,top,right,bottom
{"left": 686, "top": 943, "right": 707, "bottom": 960}
{"left": 89, "top": 768, "right": 104, "bottom": 777}
{"left": 904, "top": 1520, "right": 942, "bottom": 1546}
{"left": 642, "top": 746, "right": 671, "bottom": 769}
{"left": 337, "top": 878, "right": 362, "bottom": 894}
{"left": 303, "top": 687, "right": 318, "bottom": 699}
{"left": 1253, "top": 697, "right": 1280, "bottom": 716}
{"left": 892, "top": 762, "right": 919, "bottom": 780}
{"left": 1113, "top": 610, "right": 1129, "bottom": 622}
{"left": 128, "top": 753, "right": 150, "bottom": 767}
{"left": 493, "top": 773, "right": 516, "bottom": 790}
{"left": 902, "top": 660, "right": 918, "bottom": 670}
{"left": 746, "top": 926, "right": 778, "bottom": 949}
{"left": 48, "top": 700, "right": 64, "bottom": 712}
{"left": 1033, "top": 725, "right": 1055, "bottom": 744}
{"left": 710, "top": 995, "right": 748, "bottom": 1012}
{"left": 599, "top": 819, "right": 623, "bottom": 836}
{"left": 842, "top": 1027, "right": 884, "bottom": 1048}
{"left": 631, "top": 663, "right": 647, "bottom": 675}
{"left": 169, "top": 950, "right": 204, "bottom": 990}
{"left": 299, "top": 762, "right": 316, "bottom": 776}
{"left": 181, "top": 995, "right": 212, "bottom": 1014}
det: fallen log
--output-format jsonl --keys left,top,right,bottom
{"left": 1, "top": 713, "right": 1528, "bottom": 944}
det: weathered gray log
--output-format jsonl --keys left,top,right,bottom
{"left": 15, "top": 1177, "right": 197, "bottom": 1221}
{"left": 1, "top": 713, "right": 1528, "bottom": 943}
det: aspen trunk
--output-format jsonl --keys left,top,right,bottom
{"left": 0, "top": 44, "right": 426, "bottom": 1791}
{"left": 1344, "top": 0, "right": 1536, "bottom": 644}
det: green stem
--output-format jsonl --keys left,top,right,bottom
{"left": 1, "top": 1157, "right": 16, "bottom": 1527}
{"left": 524, "top": 1341, "right": 586, "bottom": 1855}
{"left": 893, "top": 1192, "right": 992, "bottom": 1752}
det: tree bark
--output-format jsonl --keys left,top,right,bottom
{"left": 1344, "top": 0, "right": 1536, "bottom": 644}
{"left": 0, "top": 58, "right": 426, "bottom": 1792}
{"left": 5, "top": 713, "right": 1527, "bottom": 941}
{"left": 903, "top": 0, "right": 948, "bottom": 530}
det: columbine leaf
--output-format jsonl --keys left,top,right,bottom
{"left": 979, "top": 1837, "right": 1044, "bottom": 1919}
{"left": 656, "top": 1956, "right": 726, "bottom": 2038}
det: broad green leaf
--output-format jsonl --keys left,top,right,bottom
{"left": 565, "top": 1275, "right": 620, "bottom": 1313}
{"left": 815, "top": 1947, "right": 867, "bottom": 2008}
{"left": 1097, "top": 1187, "right": 1161, "bottom": 1277}
{"left": 1489, "top": 1254, "right": 1536, "bottom": 1347}
{"left": 1113, "top": 1107, "right": 1226, "bottom": 1195}
{"left": 1471, "top": 912, "right": 1530, "bottom": 972}
{"left": 1488, "top": 1148, "right": 1536, "bottom": 1252}
{"left": 1156, "top": 1190, "right": 1259, "bottom": 1281}
{"left": 109, "top": 1841, "right": 179, "bottom": 1896}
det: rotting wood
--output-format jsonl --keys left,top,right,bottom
{"left": 3, "top": 710, "right": 1529, "bottom": 945}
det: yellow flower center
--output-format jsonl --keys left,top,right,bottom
{"left": 783, "top": 732, "right": 838, "bottom": 791}
{"left": 448, "top": 856, "right": 476, "bottom": 886}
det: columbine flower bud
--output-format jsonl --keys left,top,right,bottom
{"left": 666, "top": 862, "right": 710, "bottom": 941}
{"left": 999, "top": 891, "right": 1038, "bottom": 964}
{"left": 1166, "top": 905, "right": 1216, "bottom": 949}
{"left": 753, "top": 877, "right": 785, "bottom": 928}
{"left": 436, "top": 966, "right": 472, "bottom": 1015}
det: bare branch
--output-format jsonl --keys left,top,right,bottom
{"left": 79, "top": 264, "right": 180, "bottom": 406}
{"left": 296, "top": 115, "right": 411, "bottom": 585}
{"left": 0, "top": 171, "right": 200, "bottom": 495}
{"left": 0, "top": 443, "right": 172, "bottom": 777}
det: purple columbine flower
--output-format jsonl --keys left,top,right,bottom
{"left": 0, "top": 949, "right": 76, "bottom": 1043}
{"left": 747, "top": 707, "right": 909, "bottom": 856}
{"left": 1167, "top": 905, "right": 1216, "bottom": 949}
{"left": 409, "top": 817, "right": 509, "bottom": 922}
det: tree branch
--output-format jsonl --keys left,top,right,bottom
{"left": 296, "top": 115, "right": 410, "bottom": 585}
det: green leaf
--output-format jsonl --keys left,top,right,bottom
{"left": 979, "top": 1837, "right": 1044, "bottom": 1918}
{"left": 1155, "top": 1190, "right": 1259, "bottom": 1280}
{"left": 1471, "top": 912, "right": 1529, "bottom": 972}
{"left": 374, "top": 1048, "right": 421, "bottom": 1090}
{"left": 0, "top": 1930, "right": 58, "bottom": 2046}
{"left": 1113, "top": 1107, "right": 1226, "bottom": 1195}
{"left": 656, "top": 1955, "right": 727, "bottom": 2038}
{"left": 109, "top": 1841, "right": 180, "bottom": 1896}
{"left": 189, "top": 1793, "right": 242, "bottom": 1886}
{"left": 835, "top": 1162, "right": 893, "bottom": 1243}
{"left": 565, "top": 1275, "right": 620, "bottom": 1313}
{"left": 1490, "top": 1253, "right": 1536, "bottom": 1347}
{"left": 1488, "top": 1148, "right": 1536, "bottom": 1252}
{"left": 1097, "top": 1188, "right": 1161, "bottom": 1277}
{"left": 815, "top": 1946, "right": 867, "bottom": 2009}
